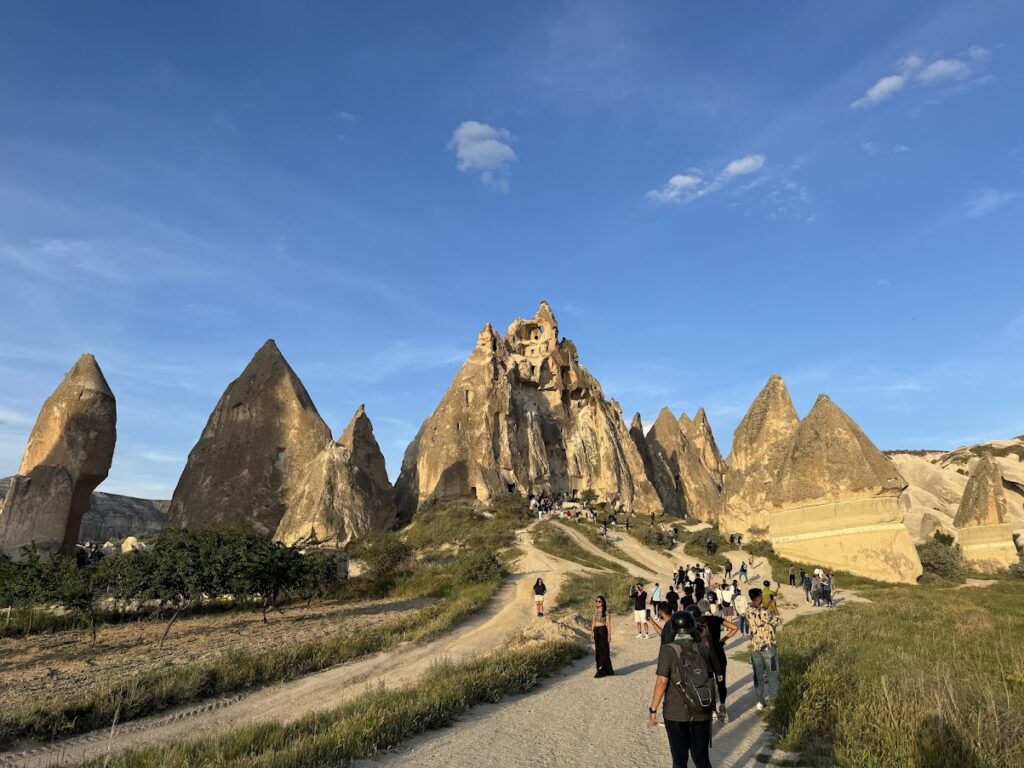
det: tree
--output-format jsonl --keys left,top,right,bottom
{"left": 579, "top": 489, "right": 598, "bottom": 508}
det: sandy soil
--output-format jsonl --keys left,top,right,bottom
{"left": 1, "top": 596, "right": 433, "bottom": 716}
{"left": 0, "top": 528, "right": 581, "bottom": 768}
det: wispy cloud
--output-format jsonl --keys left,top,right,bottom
{"left": 448, "top": 121, "right": 517, "bottom": 191}
{"left": 646, "top": 154, "right": 766, "bottom": 205}
{"left": 861, "top": 140, "right": 879, "bottom": 156}
{"left": 965, "top": 188, "right": 1016, "bottom": 219}
{"left": 893, "top": 144, "right": 911, "bottom": 153}
{"left": 851, "top": 46, "right": 991, "bottom": 110}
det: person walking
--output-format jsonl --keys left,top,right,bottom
{"left": 724, "top": 558, "right": 733, "bottom": 581}
{"left": 787, "top": 565, "right": 796, "bottom": 587}
{"left": 733, "top": 587, "right": 749, "bottom": 636}
{"left": 719, "top": 581, "right": 734, "bottom": 618}
{"left": 739, "top": 561, "right": 749, "bottom": 583}
{"left": 762, "top": 580, "right": 778, "bottom": 614}
{"left": 802, "top": 571, "right": 812, "bottom": 603}
{"left": 822, "top": 573, "right": 833, "bottom": 607}
{"left": 811, "top": 575, "right": 822, "bottom": 607}
{"left": 592, "top": 595, "right": 614, "bottom": 677}
{"left": 747, "top": 588, "right": 783, "bottom": 710}
{"left": 633, "top": 583, "right": 650, "bottom": 639}
{"left": 665, "top": 585, "right": 680, "bottom": 614}
{"left": 690, "top": 603, "right": 738, "bottom": 722}
{"left": 648, "top": 612, "right": 715, "bottom": 768}
{"left": 533, "top": 578, "right": 547, "bottom": 616}
{"left": 649, "top": 602, "right": 677, "bottom": 646}
{"left": 681, "top": 585, "right": 695, "bottom": 610}
{"left": 652, "top": 582, "right": 663, "bottom": 616}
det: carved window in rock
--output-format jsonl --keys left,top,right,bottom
{"left": 465, "top": 389, "right": 472, "bottom": 405}
{"left": 470, "top": 486, "right": 477, "bottom": 499}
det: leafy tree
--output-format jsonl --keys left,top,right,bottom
{"left": 452, "top": 550, "right": 505, "bottom": 585}
{"left": 349, "top": 532, "right": 412, "bottom": 584}
{"left": 917, "top": 537, "right": 966, "bottom": 583}
{"left": 579, "top": 489, "right": 598, "bottom": 507}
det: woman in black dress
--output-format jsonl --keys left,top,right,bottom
{"left": 592, "top": 595, "right": 615, "bottom": 677}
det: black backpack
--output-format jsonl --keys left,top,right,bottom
{"left": 666, "top": 640, "right": 717, "bottom": 718}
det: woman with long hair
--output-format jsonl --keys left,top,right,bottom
{"left": 592, "top": 594, "right": 614, "bottom": 677}
{"left": 533, "top": 578, "right": 547, "bottom": 616}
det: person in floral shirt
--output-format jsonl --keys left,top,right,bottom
{"left": 746, "top": 587, "right": 783, "bottom": 710}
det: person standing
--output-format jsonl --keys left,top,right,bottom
{"left": 802, "top": 571, "right": 812, "bottom": 603}
{"left": 634, "top": 583, "right": 650, "bottom": 639}
{"left": 739, "top": 561, "right": 749, "bottom": 583}
{"left": 733, "top": 587, "right": 749, "bottom": 636}
{"left": 533, "top": 578, "right": 547, "bottom": 616}
{"left": 724, "top": 558, "right": 733, "bottom": 581}
{"left": 665, "top": 585, "right": 680, "bottom": 614}
{"left": 719, "top": 581, "right": 734, "bottom": 618}
{"left": 788, "top": 565, "right": 796, "bottom": 587}
{"left": 592, "top": 595, "right": 614, "bottom": 677}
{"left": 648, "top": 612, "right": 715, "bottom": 768}
{"left": 691, "top": 604, "right": 738, "bottom": 722}
{"left": 652, "top": 582, "right": 663, "bottom": 616}
{"left": 747, "top": 588, "right": 783, "bottom": 710}
{"left": 649, "top": 602, "right": 677, "bottom": 646}
{"left": 761, "top": 580, "right": 778, "bottom": 614}
{"left": 822, "top": 573, "right": 833, "bottom": 607}
{"left": 681, "top": 585, "right": 695, "bottom": 610}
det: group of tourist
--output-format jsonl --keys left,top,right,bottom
{"left": 581, "top": 558, "right": 787, "bottom": 767}
{"left": 789, "top": 565, "right": 837, "bottom": 607}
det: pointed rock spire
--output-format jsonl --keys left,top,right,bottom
{"left": 953, "top": 457, "right": 1018, "bottom": 571}
{"left": 167, "top": 340, "right": 332, "bottom": 536}
{"left": 0, "top": 353, "right": 116, "bottom": 557}
{"left": 395, "top": 302, "right": 660, "bottom": 519}
{"left": 690, "top": 408, "right": 726, "bottom": 487}
{"left": 678, "top": 412, "right": 693, "bottom": 437}
{"left": 275, "top": 405, "right": 397, "bottom": 547}
{"left": 629, "top": 412, "right": 656, "bottom": 485}
{"left": 720, "top": 375, "right": 799, "bottom": 537}
{"left": 646, "top": 407, "right": 721, "bottom": 522}
{"left": 767, "top": 394, "right": 921, "bottom": 584}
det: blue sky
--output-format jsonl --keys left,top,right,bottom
{"left": 1, "top": 1, "right": 1022, "bottom": 498}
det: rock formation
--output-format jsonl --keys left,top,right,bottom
{"left": 953, "top": 457, "right": 1019, "bottom": 571}
{"left": 0, "top": 354, "right": 116, "bottom": 558}
{"left": 689, "top": 408, "right": 726, "bottom": 488}
{"left": 719, "top": 375, "right": 800, "bottom": 538}
{"left": 645, "top": 408, "right": 721, "bottom": 522}
{"left": 167, "top": 340, "right": 332, "bottom": 536}
{"left": 275, "top": 405, "right": 397, "bottom": 547}
{"left": 628, "top": 413, "right": 656, "bottom": 485}
{"left": 678, "top": 412, "right": 693, "bottom": 437}
{"left": 767, "top": 394, "right": 922, "bottom": 584}
{"left": 395, "top": 302, "right": 661, "bottom": 520}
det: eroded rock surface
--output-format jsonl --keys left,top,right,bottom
{"left": 0, "top": 354, "right": 116, "bottom": 557}
{"left": 395, "top": 302, "right": 661, "bottom": 519}
{"left": 953, "top": 456, "right": 1018, "bottom": 571}
{"left": 767, "top": 394, "right": 922, "bottom": 584}
{"left": 167, "top": 340, "right": 332, "bottom": 536}
{"left": 719, "top": 375, "right": 799, "bottom": 538}
{"left": 275, "top": 405, "right": 397, "bottom": 547}
{"left": 645, "top": 408, "right": 721, "bottom": 522}
{"left": 689, "top": 408, "right": 726, "bottom": 488}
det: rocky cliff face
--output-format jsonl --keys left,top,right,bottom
{"left": 689, "top": 408, "right": 726, "bottom": 488}
{"left": 0, "top": 354, "right": 116, "bottom": 557}
{"left": 768, "top": 394, "right": 921, "bottom": 584}
{"left": 275, "top": 405, "right": 397, "bottom": 547}
{"left": 952, "top": 456, "right": 1018, "bottom": 571}
{"left": 644, "top": 407, "right": 721, "bottom": 522}
{"left": 395, "top": 302, "right": 661, "bottom": 520}
{"left": 719, "top": 375, "right": 800, "bottom": 538}
{"left": 167, "top": 340, "right": 333, "bottom": 536}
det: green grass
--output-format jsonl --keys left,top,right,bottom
{"left": 0, "top": 577, "right": 503, "bottom": 750}
{"left": 402, "top": 496, "right": 531, "bottom": 552}
{"left": 531, "top": 521, "right": 627, "bottom": 573}
{"left": 566, "top": 518, "right": 658, "bottom": 570}
{"left": 76, "top": 636, "right": 586, "bottom": 768}
{"left": 742, "top": 541, "right": 895, "bottom": 598}
{"left": 767, "top": 582, "right": 1024, "bottom": 768}
{"left": 554, "top": 570, "right": 640, "bottom": 616}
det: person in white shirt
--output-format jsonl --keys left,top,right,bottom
{"left": 733, "top": 589, "right": 750, "bottom": 635}
{"left": 719, "top": 582, "right": 734, "bottom": 618}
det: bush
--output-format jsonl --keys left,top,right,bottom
{"left": 349, "top": 532, "right": 413, "bottom": 582}
{"left": 745, "top": 539, "right": 777, "bottom": 558}
{"left": 641, "top": 525, "right": 673, "bottom": 549}
{"left": 451, "top": 550, "right": 505, "bottom": 585}
{"left": 916, "top": 536, "right": 966, "bottom": 584}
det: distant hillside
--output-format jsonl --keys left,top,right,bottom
{"left": 0, "top": 477, "right": 167, "bottom": 543}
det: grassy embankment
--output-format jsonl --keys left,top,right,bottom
{"left": 76, "top": 636, "right": 585, "bottom": 768}
{"left": 531, "top": 521, "right": 629, "bottom": 573}
{"left": 768, "top": 581, "right": 1024, "bottom": 768}
{"left": 0, "top": 496, "right": 532, "bottom": 749}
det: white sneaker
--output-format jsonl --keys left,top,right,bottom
{"left": 756, "top": 702, "right": 765, "bottom": 712}
{"left": 645, "top": 633, "right": 650, "bottom": 639}
{"left": 636, "top": 633, "right": 643, "bottom": 639}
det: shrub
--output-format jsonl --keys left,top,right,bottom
{"left": 916, "top": 537, "right": 966, "bottom": 583}
{"left": 451, "top": 550, "right": 505, "bottom": 585}
{"left": 745, "top": 539, "right": 777, "bottom": 558}
{"left": 579, "top": 489, "right": 598, "bottom": 507}
{"left": 349, "top": 532, "right": 413, "bottom": 582}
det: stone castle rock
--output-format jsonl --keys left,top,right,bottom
{"left": 645, "top": 408, "right": 721, "bottom": 522}
{"left": 767, "top": 394, "right": 922, "bottom": 584}
{"left": 167, "top": 340, "right": 333, "bottom": 536}
{"left": 0, "top": 354, "right": 116, "bottom": 558}
{"left": 395, "top": 302, "right": 661, "bottom": 519}
{"left": 275, "top": 405, "right": 397, "bottom": 547}
{"left": 953, "top": 457, "right": 1018, "bottom": 572}
{"left": 720, "top": 375, "right": 800, "bottom": 538}
{"left": 689, "top": 408, "right": 725, "bottom": 488}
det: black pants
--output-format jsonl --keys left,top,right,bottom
{"left": 716, "top": 661, "right": 728, "bottom": 704}
{"left": 665, "top": 718, "right": 712, "bottom": 768}
{"left": 593, "top": 626, "right": 614, "bottom": 676}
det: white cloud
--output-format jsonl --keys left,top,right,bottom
{"left": 645, "top": 173, "right": 701, "bottom": 203}
{"left": 646, "top": 155, "right": 766, "bottom": 205}
{"left": 722, "top": 154, "right": 766, "bottom": 177}
{"left": 965, "top": 188, "right": 1016, "bottom": 219}
{"left": 851, "top": 74, "right": 906, "bottom": 109}
{"left": 332, "top": 110, "right": 358, "bottom": 122}
{"left": 447, "top": 121, "right": 517, "bottom": 191}
{"left": 861, "top": 140, "right": 879, "bottom": 156}
{"left": 877, "top": 278, "right": 891, "bottom": 288}
{"left": 851, "top": 46, "right": 991, "bottom": 110}
{"left": 893, "top": 144, "right": 911, "bottom": 153}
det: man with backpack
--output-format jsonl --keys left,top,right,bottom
{"left": 747, "top": 588, "right": 783, "bottom": 711}
{"left": 648, "top": 611, "right": 715, "bottom": 768}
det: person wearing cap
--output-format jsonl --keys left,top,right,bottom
{"left": 747, "top": 587, "right": 783, "bottom": 710}
{"left": 648, "top": 611, "right": 714, "bottom": 768}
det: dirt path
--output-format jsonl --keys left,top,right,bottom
{"left": 0, "top": 529, "right": 577, "bottom": 768}
{"left": 549, "top": 521, "right": 657, "bottom": 579}
{"left": 362, "top": 550, "right": 859, "bottom": 768}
